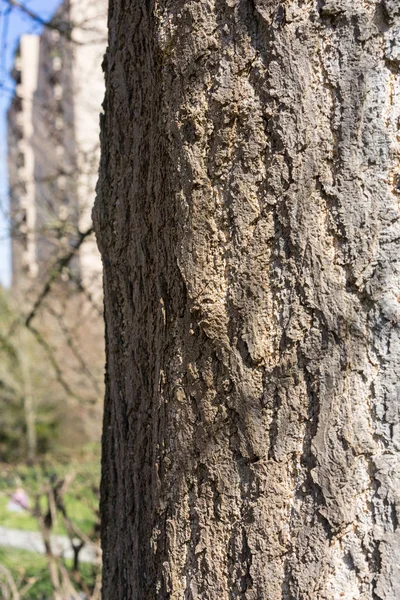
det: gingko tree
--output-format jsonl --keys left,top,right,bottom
{"left": 94, "top": 1, "right": 400, "bottom": 598}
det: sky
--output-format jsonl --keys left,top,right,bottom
{"left": 0, "top": 0, "right": 61, "bottom": 287}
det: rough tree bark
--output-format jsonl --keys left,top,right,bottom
{"left": 94, "top": 1, "right": 400, "bottom": 598}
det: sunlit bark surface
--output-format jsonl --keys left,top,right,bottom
{"left": 94, "top": 1, "right": 400, "bottom": 598}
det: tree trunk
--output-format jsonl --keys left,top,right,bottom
{"left": 94, "top": 1, "right": 400, "bottom": 598}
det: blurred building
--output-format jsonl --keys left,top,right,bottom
{"left": 7, "top": 0, "right": 108, "bottom": 449}
{"left": 8, "top": 0, "right": 107, "bottom": 303}
{"left": 8, "top": 35, "right": 40, "bottom": 295}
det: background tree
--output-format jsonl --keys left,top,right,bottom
{"left": 0, "top": 287, "right": 59, "bottom": 463}
{"left": 2, "top": 0, "right": 107, "bottom": 456}
{"left": 95, "top": 1, "right": 400, "bottom": 598}
{"left": 0, "top": 2, "right": 106, "bottom": 596}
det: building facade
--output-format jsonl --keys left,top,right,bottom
{"left": 8, "top": 0, "right": 107, "bottom": 303}
{"left": 7, "top": 0, "right": 108, "bottom": 447}
{"left": 8, "top": 35, "right": 40, "bottom": 297}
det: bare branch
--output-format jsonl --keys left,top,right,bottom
{"left": 4, "top": 0, "right": 73, "bottom": 39}
{"left": 4, "top": 0, "right": 107, "bottom": 43}
{"left": 25, "top": 226, "right": 94, "bottom": 328}
{"left": 0, "top": 564, "right": 20, "bottom": 600}
{"left": 44, "top": 302, "right": 102, "bottom": 396}
{"left": 27, "top": 323, "right": 80, "bottom": 401}
{"left": 69, "top": 273, "right": 103, "bottom": 317}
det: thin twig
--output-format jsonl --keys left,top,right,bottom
{"left": 44, "top": 302, "right": 102, "bottom": 395}
{"left": 25, "top": 226, "right": 94, "bottom": 327}
{"left": 27, "top": 324, "right": 81, "bottom": 400}
{"left": 0, "top": 564, "right": 20, "bottom": 600}
{"left": 4, "top": 0, "right": 73, "bottom": 39}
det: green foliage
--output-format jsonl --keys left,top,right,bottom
{"left": 0, "top": 461, "right": 100, "bottom": 534}
{"left": 0, "top": 495, "right": 40, "bottom": 531}
{"left": 0, "top": 461, "right": 101, "bottom": 598}
{"left": 0, "top": 547, "right": 98, "bottom": 600}
{"left": 0, "top": 493, "right": 97, "bottom": 535}
{"left": 0, "top": 547, "right": 53, "bottom": 600}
